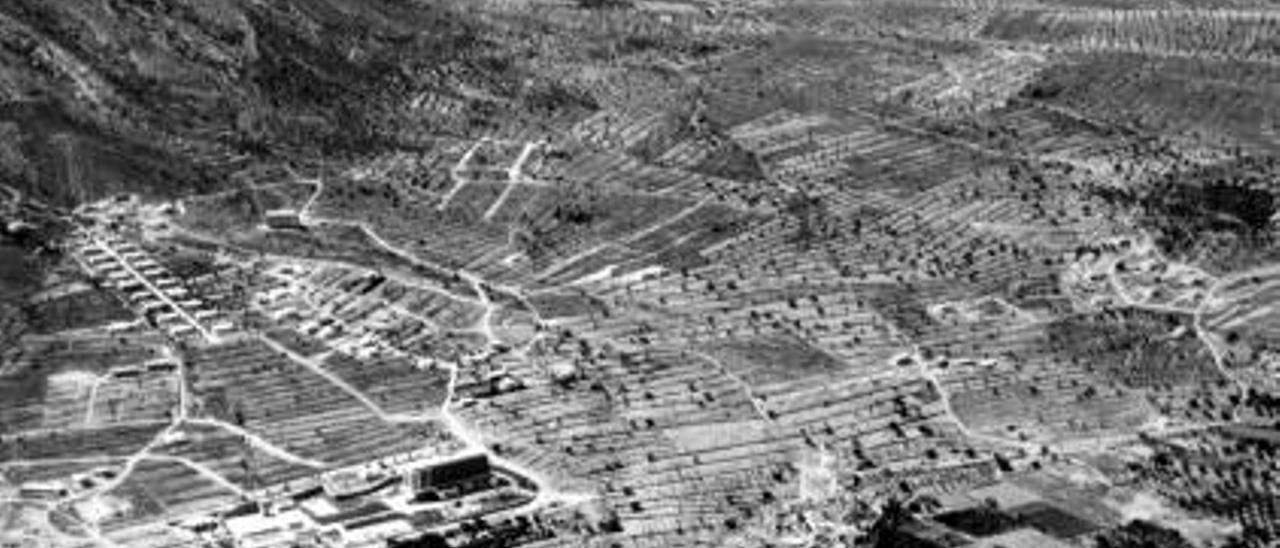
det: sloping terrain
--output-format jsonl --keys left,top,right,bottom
{"left": 3, "top": 2, "right": 1280, "bottom": 548}
{"left": 0, "top": 0, "right": 586, "bottom": 206}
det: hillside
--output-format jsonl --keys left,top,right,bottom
{"left": 0, "top": 0, "right": 559, "bottom": 206}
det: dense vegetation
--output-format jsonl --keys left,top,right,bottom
{"left": 0, "top": 0, "right": 581, "bottom": 207}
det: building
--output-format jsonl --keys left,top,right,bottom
{"left": 265, "top": 210, "right": 306, "bottom": 231}
{"left": 409, "top": 454, "right": 493, "bottom": 501}
{"left": 321, "top": 469, "right": 398, "bottom": 501}
{"left": 224, "top": 508, "right": 312, "bottom": 548}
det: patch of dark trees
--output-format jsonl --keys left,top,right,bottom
{"left": 1091, "top": 156, "right": 1280, "bottom": 271}
{"left": 863, "top": 498, "right": 1196, "bottom": 548}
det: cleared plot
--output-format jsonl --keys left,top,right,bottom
{"left": 177, "top": 188, "right": 262, "bottom": 235}
{"left": 922, "top": 309, "right": 1206, "bottom": 441}
{"left": 25, "top": 287, "right": 134, "bottom": 334}
{"left": 515, "top": 192, "right": 698, "bottom": 275}
{"left": 443, "top": 181, "right": 507, "bottom": 219}
{"left": 1, "top": 423, "right": 166, "bottom": 462}
{"left": 93, "top": 459, "right": 239, "bottom": 532}
{"left": 255, "top": 181, "right": 319, "bottom": 211}
{"left": 0, "top": 459, "right": 126, "bottom": 485}
{"left": 311, "top": 177, "right": 511, "bottom": 271}
{"left": 185, "top": 339, "right": 448, "bottom": 467}
{"left": 527, "top": 291, "right": 608, "bottom": 320}
{"left": 88, "top": 370, "right": 180, "bottom": 427}
{"left": 699, "top": 39, "right": 913, "bottom": 127}
{"left": 861, "top": 282, "right": 961, "bottom": 339}
{"left": 155, "top": 423, "right": 315, "bottom": 490}
{"left": 540, "top": 203, "right": 754, "bottom": 285}
{"left": 523, "top": 188, "right": 695, "bottom": 243}
{"left": 0, "top": 337, "right": 165, "bottom": 434}
{"left": 702, "top": 334, "right": 846, "bottom": 386}
{"left": 320, "top": 353, "right": 450, "bottom": 416}
{"left": 944, "top": 363, "right": 1155, "bottom": 442}
{"left": 486, "top": 183, "right": 543, "bottom": 224}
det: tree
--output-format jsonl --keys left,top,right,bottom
{"left": 784, "top": 190, "right": 829, "bottom": 249}
{"left": 577, "top": 0, "right": 632, "bottom": 9}
{"left": 865, "top": 499, "right": 913, "bottom": 548}
{"left": 1096, "top": 520, "right": 1195, "bottom": 548}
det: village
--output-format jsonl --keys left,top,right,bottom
{"left": 2, "top": 1, "right": 1280, "bottom": 548}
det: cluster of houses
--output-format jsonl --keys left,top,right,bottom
{"left": 71, "top": 230, "right": 233, "bottom": 341}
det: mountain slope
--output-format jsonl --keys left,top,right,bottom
{"left": 0, "top": 0, "right": 530, "bottom": 206}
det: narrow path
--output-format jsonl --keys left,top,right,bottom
{"left": 0, "top": 455, "right": 123, "bottom": 469}
{"left": 319, "top": 219, "right": 490, "bottom": 306}
{"left": 185, "top": 418, "right": 329, "bottom": 470}
{"left": 259, "top": 335, "right": 400, "bottom": 423}
{"left": 300, "top": 176, "right": 325, "bottom": 218}
{"left": 688, "top": 349, "right": 775, "bottom": 424}
{"left": 1100, "top": 251, "right": 1252, "bottom": 409}
{"left": 144, "top": 455, "right": 249, "bottom": 498}
{"left": 82, "top": 375, "right": 104, "bottom": 426}
{"left": 435, "top": 362, "right": 597, "bottom": 511}
{"left": 483, "top": 141, "right": 544, "bottom": 222}
{"left": 461, "top": 272, "right": 500, "bottom": 347}
{"left": 428, "top": 276, "right": 597, "bottom": 510}
{"left": 438, "top": 138, "right": 488, "bottom": 211}
{"left": 65, "top": 421, "right": 179, "bottom": 504}
{"left": 912, "top": 351, "right": 1042, "bottom": 454}
{"left": 261, "top": 332, "right": 442, "bottom": 424}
